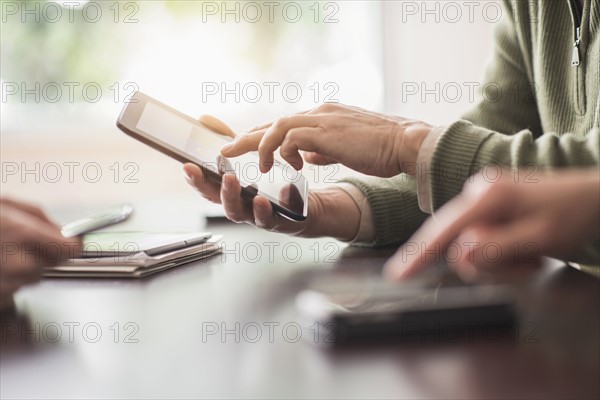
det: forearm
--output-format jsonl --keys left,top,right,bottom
{"left": 427, "top": 123, "right": 600, "bottom": 211}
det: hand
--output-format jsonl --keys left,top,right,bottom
{"left": 184, "top": 115, "right": 362, "bottom": 240}
{"left": 0, "top": 198, "right": 83, "bottom": 310}
{"left": 383, "top": 170, "right": 600, "bottom": 281}
{"left": 220, "top": 103, "right": 432, "bottom": 177}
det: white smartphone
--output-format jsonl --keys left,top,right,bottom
{"left": 117, "top": 92, "right": 309, "bottom": 221}
{"left": 61, "top": 204, "right": 134, "bottom": 238}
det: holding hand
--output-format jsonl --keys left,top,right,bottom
{"left": 0, "top": 198, "right": 83, "bottom": 310}
{"left": 184, "top": 115, "right": 362, "bottom": 240}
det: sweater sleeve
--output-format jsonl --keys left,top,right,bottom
{"left": 428, "top": 122, "right": 600, "bottom": 211}
{"left": 427, "top": 0, "right": 600, "bottom": 210}
{"left": 340, "top": 0, "right": 600, "bottom": 254}
{"left": 425, "top": 0, "right": 600, "bottom": 265}
{"left": 339, "top": 174, "right": 429, "bottom": 247}
{"left": 337, "top": 0, "right": 535, "bottom": 247}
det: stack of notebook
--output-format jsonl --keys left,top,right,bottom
{"left": 45, "top": 232, "right": 222, "bottom": 278}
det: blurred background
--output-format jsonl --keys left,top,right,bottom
{"left": 1, "top": 0, "right": 496, "bottom": 222}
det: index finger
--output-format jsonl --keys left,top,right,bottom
{"left": 383, "top": 194, "right": 496, "bottom": 280}
{"left": 220, "top": 130, "right": 265, "bottom": 157}
{"left": 245, "top": 108, "right": 314, "bottom": 134}
{"left": 258, "top": 115, "right": 320, "bottom": 173}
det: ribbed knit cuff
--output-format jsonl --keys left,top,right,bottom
{"left": 416, "top": 125, "right": 446, "bottom": 214}
{"left": 338, "top": 175, "right": 428, "bottom": 247}
{"left": 429, "top": 120, "right": 495, "bottom": 211}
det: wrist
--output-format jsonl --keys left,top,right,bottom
{"left": 302, "top": 188, "right": 360, "bottom": 240}
{"left": 399, "top": 123, "right": 432, "bottom": 173}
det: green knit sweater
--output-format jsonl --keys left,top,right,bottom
{"left": 344, "top": 0, "right": 600, "bottom": 264}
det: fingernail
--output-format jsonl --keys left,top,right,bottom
{"left": 260, "top": 161, "right": 272, "bottom": 173}
{"left": 221, "top": 143, "right": 234, "bottom": 153}
{"left": 184, "top": 169, "right": 192, "bottom": 180}
{"left": 256, "top": 199, "right": 268, "bottom": 213}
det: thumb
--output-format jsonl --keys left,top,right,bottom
{"left": 199, "top": 115, "right": 237, "bottom": 139}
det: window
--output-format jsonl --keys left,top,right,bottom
{"left": 1, "top": 1, "right": 494, "bottom": 211}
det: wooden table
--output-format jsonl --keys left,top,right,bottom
{"left": 1, "top": 216, "right": 599, "bottom": 399}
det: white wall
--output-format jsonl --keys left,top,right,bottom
{"left": 381, "top": 0, "right": 498, "bottom": 125}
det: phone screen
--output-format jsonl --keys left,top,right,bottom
{"left": 132, "top": 99, "right": 307, "bottom": 219}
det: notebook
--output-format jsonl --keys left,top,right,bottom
{"left": 44, "top": 232, "right": 223, "bottom": 278}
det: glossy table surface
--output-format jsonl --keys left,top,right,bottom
{"left": 1, "top": 209, "right": 599, "bottom": 399}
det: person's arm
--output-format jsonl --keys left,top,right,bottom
{"left": 186, "top": 126, "right": 427, "bottom": 245}
{"left": 424, "top": 123, "right": 599, "bottom": 212}
{"left": 216, "top": 1, "right": 599, "bottom": 247}
{"left": 384, "top": 169, "right": 600, "bottom": 281}
{"left": 369, "top": 0, "right": 600, "bottom": 253}
{"left": 218, "top": 105, "right": 433, "bottom": 246}
{"left": 419, "top": 0, "right": 599, "bottom": 212}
